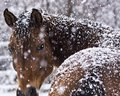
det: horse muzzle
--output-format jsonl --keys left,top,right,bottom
{"left": 17, "top": 87, "right": 38, "bottom": 96}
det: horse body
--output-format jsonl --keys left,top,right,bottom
{"left": 43, "top": 15, "right": 101, "bottom": 66}
{"left": 49, "top": 48, "right": 120, "bottom": 96}
{"left": 42, "top": 13, "right": 120, "bottom": 66}
{"left": 3, "top": 8, "right": 120, "bottom": 96}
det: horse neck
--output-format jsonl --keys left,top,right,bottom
{"left": 43, "top": 15, "right": 102, "bottom": 66}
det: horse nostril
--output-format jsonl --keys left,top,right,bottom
{"left": 17, "top": 89, "right": 25, "bottom": 96}
{"left": 26, "top": 87, "right": 38, "bottom": 96}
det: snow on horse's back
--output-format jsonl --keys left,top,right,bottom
{"left": 49, "top": 48, "right": 120, "bottom": 96}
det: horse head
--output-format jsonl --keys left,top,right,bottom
{"left": 4, "top": 8, "right": 54, "bottom": 96}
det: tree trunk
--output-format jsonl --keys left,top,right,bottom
{"left": 67, "top": 0, "right": 73, "bottom": 17}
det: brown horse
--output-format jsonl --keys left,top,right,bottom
{"left": 49, "top": 48, "right": 120, "bottom": 96}
{"left": 3, "top": 8, "right": 120, "bottom": 96}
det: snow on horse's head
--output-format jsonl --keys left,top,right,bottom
{"left": 4, "top": 9, "right": 54, "bottom": 96}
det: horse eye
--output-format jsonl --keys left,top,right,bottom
{"left": 37, "top": 44, "right": 44, "bottom": 51}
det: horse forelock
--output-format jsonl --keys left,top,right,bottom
{"left": 14, "top": 11, "right": 32, "bottom": 39}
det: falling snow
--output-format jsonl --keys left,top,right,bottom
{"left": 57, "top": 86, "right": 67, "bottom": 95}
{"left": 40, "top": 59, "right": 47, "bottom": 68}
{"left": 1, "top": 0, "right": 120, "bottom": 96}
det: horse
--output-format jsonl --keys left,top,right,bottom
{"left": 49, "top": 48, "right": 120, "bottom": 96}
{"left": 3, "top": 8, "right": 120, "bottom": 96}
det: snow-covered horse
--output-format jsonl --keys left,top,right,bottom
{"left": 4, "top": 8, "right": 120, "bottom": 96}
{"left": 49, "top": 48, "right": 120, "bottom": 96}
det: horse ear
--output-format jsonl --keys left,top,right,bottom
{"left": 30, "top": 9, "right": 43, "bottom": 28}
{"left": 4, "top": 9, "right": 17, "bottom": 27}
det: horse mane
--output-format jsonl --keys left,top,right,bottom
{"left": 13, "top": 11, "right": 31, "bottom": 39}
{"left": 71, "top": 73, "right": 106, "bottom": 96}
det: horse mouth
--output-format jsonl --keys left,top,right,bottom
{"left": 17, "top": 86, "right": 38, "bottom": 96}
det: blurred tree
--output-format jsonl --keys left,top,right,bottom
{"left": 66, "top": 0, "right": 73, "bottom": 17}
